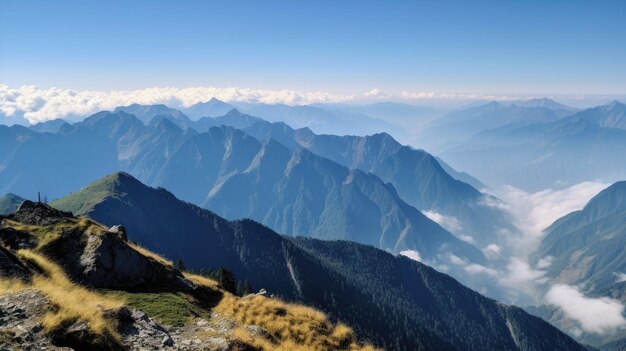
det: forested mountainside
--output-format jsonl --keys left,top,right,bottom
{"left": 50, "top": 172, "right": 586, "bottom": 351}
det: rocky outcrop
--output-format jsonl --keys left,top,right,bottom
{"left": 41, "top": 226, "right": 194, "bottom": 292}
{"left": 0, "top": 290, "right": 177, "bottom": 351}
{"left": 78, "top": 231, "right": 193, "bottom": 291}
{"left": 0, "top": 290, "right": 70, "bottom": 350}
{"left": 0, "top": 289, "right": 272, "bottom": 351}
{"left": 6, "top": 201, "right": 73, "bottom": 226}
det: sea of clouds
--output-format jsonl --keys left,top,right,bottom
{"left": 0, "top": 84, "right": 522, "bottom": 124}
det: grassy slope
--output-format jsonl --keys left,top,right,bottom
{"left": 50, "top": 175, "right": 122, "bottom": 215}
{"left": 0, "top": 217, "right": 378, "bottom": 351}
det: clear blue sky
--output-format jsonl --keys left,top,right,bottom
{"left": 1, "top": 0, "right": 625, "bottom": 94}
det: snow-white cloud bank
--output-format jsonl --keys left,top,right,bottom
{"left": 484, "top": 182, "right": 609, "bottom": 255}
{"left": 546, "top": 284, "right": 626, "bottom": 334}
{"left": 477, "top": 181, "right": 626, "bottom": 335}
{"left": 423, "top": 210, "right": 469, "bottom": 242}
{"left": 0, "top": 83, "right": 535, "bottom": 124}
{"left": 0, "top": 84, "right": 358, "bottom": 124}
{"left": 400, "top": 250, "right": 422, "bottom": 262}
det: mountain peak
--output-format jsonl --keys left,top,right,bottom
{"left": 224, "top": 108, "right": 243, "bottom": 116}
{"left": 184, "top": 98, "right": 235, "bottom": 119}
{"left": 149, "top": 114, "right": 184, "bottom": 131}
{"left": 0, "top": 193, "right": 26, "bottom": 215}
{"left": 520, "top": 98, "right": 571, "bottom": 110}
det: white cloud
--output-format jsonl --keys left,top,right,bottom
{"left": 537, "top": 256, "right": 555, "bottom": 269}
{"left": 0, "top": 84, "right": 359, "bottom": 124}
{"left": 0, "top": 83, "right": 559, "bottom": 124}
{"left": 446, "top": 253, "right": 499, "bottom": 278}
{"left": 615, "top": 272, "right": 626, "bottom": 283}
{"left": 465, "top": 263, "right": 500, "bottom": 278}
{"left": 498, "top": 257, "right": 547, "bottom": 298}
{"left": 423, "top": 210, "right": 467, "bottom": 241}
{"left": 545, "top": 284, "right": 626, "bottom": 334}
{"left": 448, "top": 253, "right": 466, "bottom": 266}
{"left": 484, "top": 182, "right": 609, "bottom": 255}
{"left": 400, "top": 250, "right": 422, "bottom": 262}
{"left": 363, "top": 88, "right": 386, "bottom": 99}
{"left": 483, "top": 244, "right": 502, "bottom": 260}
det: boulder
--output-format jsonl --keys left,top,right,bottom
{"left": 42, "top": 228, "right": 194, "bottom": 291}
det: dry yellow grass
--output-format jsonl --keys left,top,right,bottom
{"left": 183, "top": 272, "right": 219, "bottom": 289}
{"left": 1, "top": 217, "right": 106, "bottom": 249}
{"left": 215, "top": 294, "right": 380, "bottom": 351}
{"left": 16, "top": 250, "right": 125, "bottom": 341}
{"left": 127, "top": 242, "right": 173, "bottom": 267}
{"left": 0, "top": 278, "right": 27, "bottom": 295}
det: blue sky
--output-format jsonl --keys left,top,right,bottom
{"left": 1, "top": 0, "right": 625, "bottom": 94}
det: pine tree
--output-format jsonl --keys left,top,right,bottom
{"left": 174, "top": 258, "right": 186, "bottom": 272}
{"left": 237, "top": 279, "right": 253, "bottom": 296}
{"left": 242, "top": 279, "right": 252, "bottom": 295}
{"left": 217, "top": 266, "right": 236, "bottom": 294}
{"left": 237, "top": 280, "right": 244, "bottom": 296}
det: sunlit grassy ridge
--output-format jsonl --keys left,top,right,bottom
{"left": 216, "top": 294, "right": 380, "bottom": 351}
{"left": 127, "top": 242, "right": 173, "bottom": 267}
{"left": 50, "top": 174, "right": 125, "bottom": 215}
{"left": 2, "top": 217, "right": 106, "bottom": 249}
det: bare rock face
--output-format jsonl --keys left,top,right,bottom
{"left": 42, "top": 228, "right": 194, "bottom": 292}
{"left": 81, "top": 231, "right": 194, "bottom": 290}
{"left": 0, "top": 290, "right": 70, "bottom": 350}
{"left": 7, "top": 201, "right": 73, "bottom": 226}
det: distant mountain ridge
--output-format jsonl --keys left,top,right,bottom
{"left": 0, "top": 110, "right": 485, "bottom": 267}
{"left": 531, "top": 181, "right": 626, "bottom": 349}
{"left": 183, "top": 97, "right": 236, "bottom": 119}
{"left": 114, "top": 103, "right": 191, "bottom": 126}
{"left": 0, "top": 193, "right": 25, "bottom": 215}
{"left": 439, "top": 101, "right": 626, "bottom": 190}
{"left": 194, "top": 111, "right": 513, "bottom": 250}
{"left": 503, "top": 98, "right": 576, "bottom": 111}
{"left": 419, "top": 101, "right": 573, "bottom": 153}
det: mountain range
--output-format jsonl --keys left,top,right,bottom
{"left": 0, "top": 108, "right": 490, "bottom": 280}
{"left": 439, "top": 101, "right": 626, "bottom": 190}
{"left": 528, "top": 180, "right": 626, "bottom": 350}
{"left": 220, "top": 114, "right": 513, "bottom": 249}
{"left": 50, "top": 172, "right": 587, "bottom": 351}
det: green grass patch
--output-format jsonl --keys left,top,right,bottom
{"left": 101, "top": 290, "right": 210, "bottom": 327}
{"left": 50, "top": 173, "right": 125, "bottom": 215}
